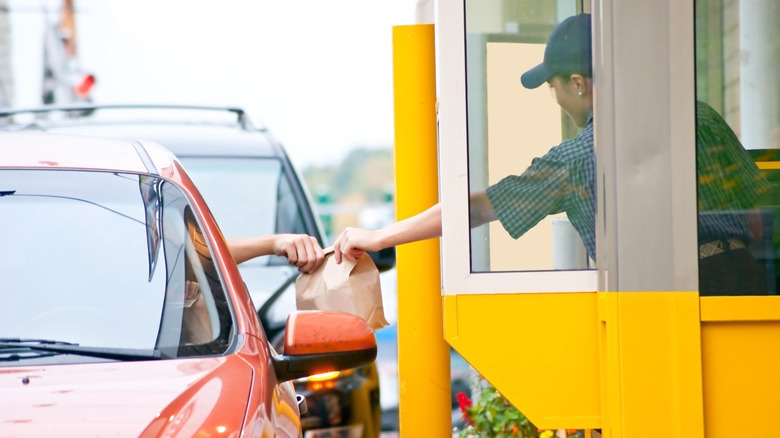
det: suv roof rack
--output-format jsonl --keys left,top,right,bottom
{"left": 0, "top": 104, "right": 259, "bottom": 130}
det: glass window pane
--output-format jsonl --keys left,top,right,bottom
{"left": 465, "top": 0, "right": 594, "bottom": 273}
{"left": 695, "top": 0, "right": 780, "bottom": 296}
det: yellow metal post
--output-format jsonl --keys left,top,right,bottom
{"left": 392, "top": 24, "right": 452, "bottom": 436}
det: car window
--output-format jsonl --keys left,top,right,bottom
{"left": 0, "top": 169, "right": 232, "bottom": 360}
{"left": 178, "top": 157, "right": 309, "bottom": 267}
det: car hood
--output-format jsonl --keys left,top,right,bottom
{"left": 0, "top": 356, "right": 253, "bottom": 438}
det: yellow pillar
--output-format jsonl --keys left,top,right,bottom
{"left": 392, "top": 24, "right": 452, "bottom": 436}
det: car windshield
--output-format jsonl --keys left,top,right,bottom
{"left": 0, "top": 169, "right": 233, "bottom": 363}
{"left": 178, "top": 157, "right": 309, "bottom": 268}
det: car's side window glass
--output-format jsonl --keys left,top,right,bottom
{"left": 695, "top": 1, "right": 780, "bottom": 296}
{"left": 156, "top": 180, "right": 232, "bottom": 357}
{"left": 465, "top": 1, "right": 593, "bottom": 273}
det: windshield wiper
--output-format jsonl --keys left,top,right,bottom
{"left": 0, "top": 337, "right": 78, "bottom": 345}
{"left": 0, "top": 338, "right": 165, "bottom": 361}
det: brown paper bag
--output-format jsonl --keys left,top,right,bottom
{"left": 295, "top": 247, "right": 389, "bottom": 331}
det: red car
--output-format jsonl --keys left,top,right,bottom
{"left": 0, "top": 131, "right": 376, "bottom": 437}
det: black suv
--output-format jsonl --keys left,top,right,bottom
{"left": 0, "top": 104, "right": 385, "bottom": 438}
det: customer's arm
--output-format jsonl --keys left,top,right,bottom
{"left": 227, "top": 234, "right": 325, "bottom": 273}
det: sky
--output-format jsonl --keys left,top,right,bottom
{"left": 7, "top": 0, "right": 421, "bottom": 168}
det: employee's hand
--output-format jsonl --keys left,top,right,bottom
{"left": 273, "top": 234, "right": 325, "bottom": 274}
{"left": 333, "top": 227, "right": 378, "bottom": 263}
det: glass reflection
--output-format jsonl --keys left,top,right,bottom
{"left": 695, "top": 1, "right": 780, "bottom": 296}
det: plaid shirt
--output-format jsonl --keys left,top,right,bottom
{"left": 696, "top": 100, "right": 771, "bottom": 244}
{"left": 485, "top": 102, "right": 770, "bottom": 264}
{"left": 486, "top": 111, "right": 596, "bottom": 261}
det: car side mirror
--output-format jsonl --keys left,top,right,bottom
{"left": 368, "top": 246, "right": 396, "bottom": 273}
{"left": 272, "top": 310, "right": 377, "bottom": 383}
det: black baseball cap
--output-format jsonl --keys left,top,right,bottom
{"left": 520, "top": 13, "right": 592, "bottom": 89}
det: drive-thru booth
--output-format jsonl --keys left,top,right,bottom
{"left": 392, "top": 1, "right": 780, "bottom": 437}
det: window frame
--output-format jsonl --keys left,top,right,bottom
{"left": 436, "top": 0, "right": 699, "bottom": 295}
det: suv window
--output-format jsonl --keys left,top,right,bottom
{"left": 179, "top": 157, "right": 309, "bottom": 267}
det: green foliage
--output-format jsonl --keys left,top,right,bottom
{"left": 457, "top": 385, "right": 539, "bottom": 438}
{"left": 457, "top": 380, "right": 584, "bottom": 438}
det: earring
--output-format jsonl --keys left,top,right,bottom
{"left": 578, "top": 91, "right": 583, "bottom": 96}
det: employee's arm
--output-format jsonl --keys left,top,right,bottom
{"left": 334, "top": 203, "right": 443, "bottom": 262}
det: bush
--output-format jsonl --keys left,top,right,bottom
{"left": 455, "top": 378, "right": 583, "bottom": 438}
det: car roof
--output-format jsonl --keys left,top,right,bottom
{"left": 0, "top": 104, "right": 283, "bottom": 159}
{"left": 52, "top": 123, "right": 281, "bottom": 158}
{"left": 0, "top": 131, "right": 177, "bottom": 175}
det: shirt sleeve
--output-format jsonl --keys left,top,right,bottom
{"left": 485, "top": 155, "right": 569, "bottom": 239}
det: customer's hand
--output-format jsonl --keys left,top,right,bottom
{"left": 183, "top": 280, "right": 202, "bottom": 308}
{"left": 182, "top": 280, "right": 212, "bottom": 344}
{"left": 273, "top": 234, "right": 325, "bottom": 274}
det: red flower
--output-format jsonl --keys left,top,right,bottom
{"left": 456, "top": 392, "right": 473, "bottom": 425}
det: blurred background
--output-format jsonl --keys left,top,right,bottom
{"left": 0, "top": 0, "right": 428, "bottom": 170}
{"left": 0, "top": 0, "right": 438, "bottom": 243}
